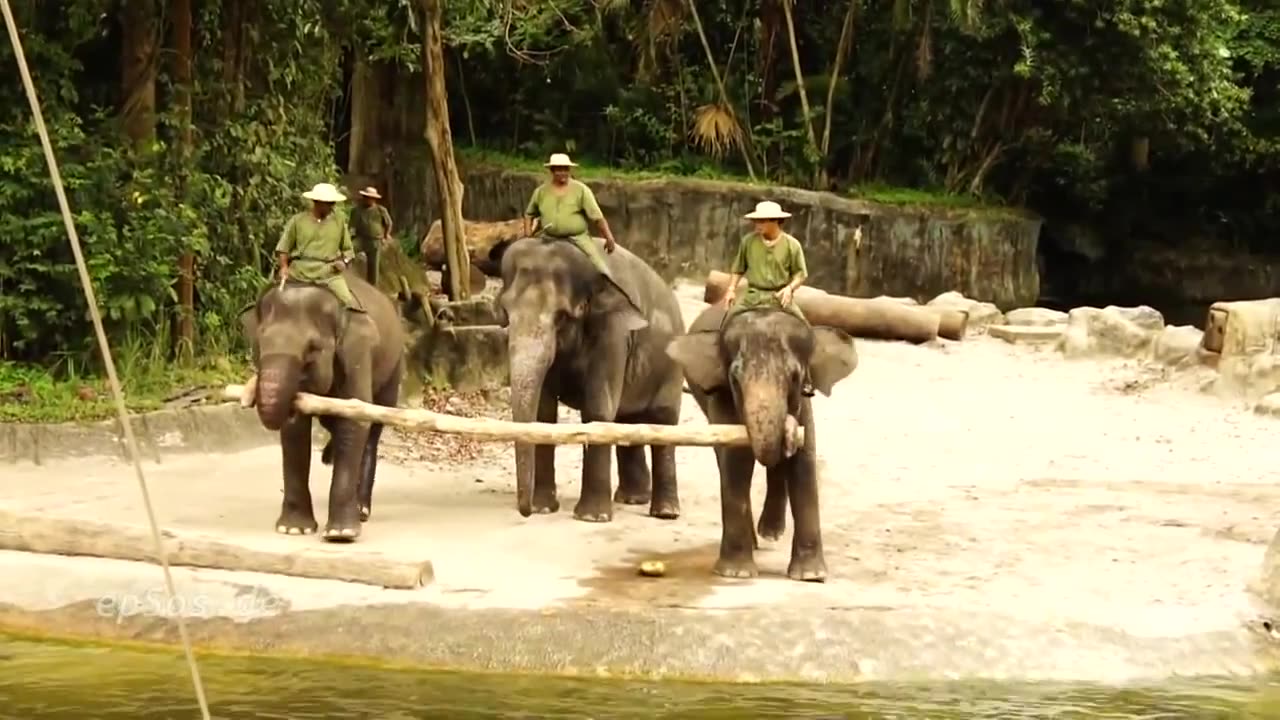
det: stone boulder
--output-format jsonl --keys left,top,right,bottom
{"left": 927, "top": 291, "right": 1004, "bottom": 330}
{"left": 1057, "top": 306, "right": 1161, "bottom": 359}
{"left": 1102, "top": 304, "right": 1164, "bottom": 332}
{"left": 1005, "top": 307, "right": 1067, "bottom": 326}
{"left": 1202, "top": 298, "right": 1280, "bottom": 399}
{"left": 1151, "top": 325, "right": 1205, "bottom": 367}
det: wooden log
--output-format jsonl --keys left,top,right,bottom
{"left": 0, "top": 509, "right": 433, "bottom": 589}
{"left": 422, "top": 218, "right": 524, "bottom": 276}
{"left": 222, "top": 385, "right": 804, "bottom": 449}
{"left": 703, "top": 271, "right": 966, "bottom": 343}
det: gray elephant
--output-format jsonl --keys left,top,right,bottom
{"left": 489, "top": 236, "right": 685, "bottom": 522}
{"left": 238, "top": 270, "right": 404, "bottom": 541}
{"left": 665, "top": 305, "right": 857, "bottom": 581}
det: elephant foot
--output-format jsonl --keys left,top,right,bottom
{"left": 757, "top": 517, "right": 786, "bottom": 542}
{"left": 648, "top": 497, "right": 681, "bottom": 520}
{"left": 713, "top": 556, "right": 758, "bottom": 579}
{"left": 321, "top": 441, "right": 334, "bottom": 466}
{"left": 323, "top": 505, "right": 363, "bottom": 542}
{"left": 787, "top": 554, "right": 828, "bottom": 583}
{"left": 614, "top": 487, "right": 651, "bottom": 506}
{"left": 531, "top": 491, "right": 560, "bottom": 514}
{"left": 359, "top": 504, "right": 372, "bottom": 522}
{"left": 573, "top": 497, "right": 613, "bottom": 523}
{"left": 275, "top": 507, "right": 318, "bottom": 536}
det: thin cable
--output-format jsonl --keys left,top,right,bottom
{"left": 0, "top": 3, "right": 212, "bottom": 718}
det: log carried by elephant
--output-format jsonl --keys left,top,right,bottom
{"left": 221, "top": 384, "right": 805, "bottom": 449}
{"left": 702, "top": 270, "right": 969, "bottom": 343}
{"left": 421, "top": 218, "right": 524, "bottom": 276}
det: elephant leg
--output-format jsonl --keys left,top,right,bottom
{"left": 276, "top": 414, "right": 318, "bottom": 535}
{"left": 785, "top": 404, "right": 826, "bottom": 582}
{"left": 358, "top": 369, "right": 401, "bottom": 522}
{"left": 574, "top": 339, "right": 626, "bottom": 523}
{"left": 714, "top": 444, "right": 759, "bottom": 579}
{"left": 613, "top": 416, "right": 652, "bottom": 506}
{"left": 759, "top": 466, "right": 789, "bottom": 542}
{"left": 319, "top": 415, "right": 338, "bottom": 466}
{"left": 645, "top": 405, "right": 681, "bottom": 520}
{"left": 323, "top": 418, "right": 370, "bottom": 541}
{"left": 532, "top": 386, "right": 560, "bottom": 514}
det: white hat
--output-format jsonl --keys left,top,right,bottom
{"left": 357, "top": 186, "right": 382, "bottom": 199}
{"left": 544, "top": 153, "right": 578, "bottom": 168}
{"left": 744, "top": 200, "right": 792, "bottom": 220}
{"left": 301, "top": 183, "right": 347, "bottom": 203}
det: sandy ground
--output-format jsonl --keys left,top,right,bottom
{"left": 3, "top": 281, "right": 1280, "bottom": 682}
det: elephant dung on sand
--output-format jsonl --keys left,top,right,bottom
{"left": 666, "top": 305, "right": 857, "bottom": 581}
{"left": 489, "top": 236, "right": 685, "bottom": 522}
{"left": 239, "top": 270, "right": 404, "bottom": 541}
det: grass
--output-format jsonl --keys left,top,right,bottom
{"left": 455, "top": 146, "right": 1006, "bottom": 211}
{"left": 0, "top": 339, "right": 250, "bottom": 424}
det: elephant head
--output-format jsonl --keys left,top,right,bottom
{"left": 667, "top": 308, "right": 857, "bottom": 467}
{"left": 239, "top": 286, "right": 343, "bottom": 431}
{"left": 489, "top": 237, "right": 647, "bottom": 516}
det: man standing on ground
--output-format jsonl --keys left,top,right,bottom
{"left": 722, "top": 200, "right": 813, "bottom": 395}
{"left": 275, "top": 182, "right": 364, "bottom": 313}
{"left": 350, "top": 185, "right": 393, "bottom": 287}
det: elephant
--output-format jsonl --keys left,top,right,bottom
{"left": 238, "top": 270, "right": 404, "bottom": 541}
{"left": 665, "top": 304, "right": 857, "bottom": 581}
{"left": 489, "top": 236, "right": 685, "bottom": 522}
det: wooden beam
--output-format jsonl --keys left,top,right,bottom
{"left": 222, "top": 385, "right": 803, "bottom": 449}
{"left": 0, "top": 509, "right": 433, "bottom": 589}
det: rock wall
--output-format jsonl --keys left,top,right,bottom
{"left": 402, "top": 165, "right": 1043, "bottom": 308}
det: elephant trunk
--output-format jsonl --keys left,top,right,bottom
{"left": 741, "top": 380, "right": 789, "bottom": 468}
{"left": 508, "top": 331, "right": 555, "bottom": 517}
{"left": 256, "top": 354, "right": 303, "bottom": 432}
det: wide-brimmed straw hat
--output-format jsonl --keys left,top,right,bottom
{"left": 544, "top": 153, "right": 578, "bottom": 168}
{"left": 358, "top": 186, "right": 382, "bottom": 199}
{"left": 301, "top": 183, "right": 347, "bottom": 203}
{"left": 744, "top": 200, "right": 792, "bottom": 220}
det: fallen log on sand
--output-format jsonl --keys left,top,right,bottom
{"left": 703, "top": 271, "right": 968, "bottom": 343}
{"left": 0, "top": 509, "right": 433, "bottom": 589}
{"left": 223, "top": 385, "right": 804, "bottom": 449}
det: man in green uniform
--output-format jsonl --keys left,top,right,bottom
{"left": 722, "top": 200, "right": 813, "bottom": 395}
{"left": 275, "top": 182, "right": 364, "bottom": 312}
{"left": 522, "top": 153, "right": 620, "bottom": 278}
{"left": 349, "top": 185, "right": 393, "bottom": 287}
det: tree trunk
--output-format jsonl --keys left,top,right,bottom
{"left": 820, "top": 0, "right": 857, "bottom": 188}
{"left": 348, "top": 54, "right": 385, "bottom": 180}
{"left": 120, "top": 0, "right": 158, "bottom": 147}
{"left": 780, "top": 0, "right": 822, "bottom": 184}
{"left": 171, "top": 0, "right": 195, "bottom": 357}
{"left": 684, "top": 0, "right": 757, "bottom": 180}
{"left": 420, "top": 0, "right": 471, "bottom": 301}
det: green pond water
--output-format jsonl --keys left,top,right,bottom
{"left": 3, "top": 635, "right": 1280, "bottom": 719}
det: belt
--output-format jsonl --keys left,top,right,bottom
{"left": 747, "top": 283, "right": 787, "bottom": 292}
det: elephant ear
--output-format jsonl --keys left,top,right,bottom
{"left": 238, "top": 302, "right": 259, "bottom": 343}
{"left": 666, "top": 331, "right": 727, "bottom": 391}
{"left": 591, "top": 276, "right": 648, "bottom": 332}
{"left": 809, "top": 326, "right": 858, "bottom": 396}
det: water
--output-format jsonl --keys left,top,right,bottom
{"left": 3, "top": 635, "right": 1280, "bottom": 719}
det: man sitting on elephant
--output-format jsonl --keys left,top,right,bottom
{"left": 275, "top": 182, "right": 364, "bottom": 313}
{"left": 522, "top": 153, "right": 618, "bottom": 274}
{"left": 721, "top": 200, "right": 814, "bottom": 396}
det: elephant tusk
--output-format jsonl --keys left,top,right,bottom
{"left": 240, "top": 374, "right": 258, "bottom": 408}
{"left": 783, "top": 414, "right": 801, "bottom": 458}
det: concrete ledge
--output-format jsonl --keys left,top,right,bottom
{"left": 0, "top": 404, "right": 276, "bottom": 465}
{"left": 415, "top": 325, "right": 508, "bottom": 392}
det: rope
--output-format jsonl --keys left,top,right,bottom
{"left": 0, "top": 3, "right": 213, "bottom": 718}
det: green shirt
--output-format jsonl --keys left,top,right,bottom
{"left": 275, "top": 210, "right": 354, "bottom": 282}
{"left": 730, "top": 231, "right": 808, "bottom": 291}
{"left": 349, "top": 203, "right": 392, "bottom": 244}
{"left": 524, "top": 179, "right": 604, "bottom": 239}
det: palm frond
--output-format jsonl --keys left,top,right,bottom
{"left": 689, "top": 103, "right": 744, "bottom": 158}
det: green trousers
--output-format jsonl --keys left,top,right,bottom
{"left": 357, "top": 238, "right": 380, "bottom": 287}
{"left": 289, "top": 259, "right": 366, "bottom": 312}
{"left": 728, "top": 285, "right": 808, "bottom": 324}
